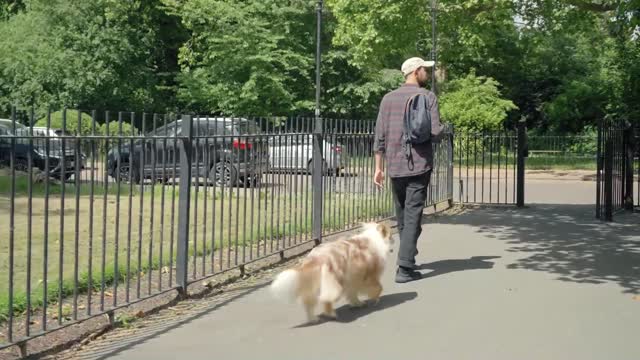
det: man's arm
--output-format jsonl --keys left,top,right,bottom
{"left": 375, "top": 152, "right": 384, "bottom": 172}
{"left": 373, "top": 98, "right": 386, "bottom": 188}
{"left": 373, "top": 98, "right": 386, "bottom": 156}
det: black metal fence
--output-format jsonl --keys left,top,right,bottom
{"left": 636, "top": 125, "right": 640, "bottom": 210}
{"left": 0, "top": 109, "right": 454, "bottom": 352}
{"left": 525, "top": 134, "right": 597, "bottom": 170}
{"left": 635, "top": 123, "right": 640, "bottom": 211}
{"left": 596, "top": 118, "right": 636, "bottom": 220}
{"left": 453, "top": 122, "right": 526, "bottom": 206}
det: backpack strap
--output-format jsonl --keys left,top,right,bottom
{"left": 402, "top": 93, "right": 423, "bottom": 160}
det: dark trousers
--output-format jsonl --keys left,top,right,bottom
{"left": 391, "top": 171, "right": 431, "bottom": 269}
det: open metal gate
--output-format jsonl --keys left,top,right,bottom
{"left": 454, "top": 121, "right": 526, "bottom": 207}
{"left": 596, "top": 118, "right": 636, "bottom": 220}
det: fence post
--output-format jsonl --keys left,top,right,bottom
{"left": 604, "top": 138, "right": 613, "bottom": 221}
{"left": 176, "top": 115, "right": 193, "bottom": 296}
{"left": 312, "top": 120, "right": 324, "bottom": 245}
{"left": 596, "top": 125, "right": 601, "bottom": 217}
{"left": 516, "top": 120, "right": 527, "bottom": 208}
{"left": 624, "top": 124, "right": 634, "bottom": 210}
{"left": 448, "top": 125, "right": 454, "bottom": 207}
{"left": 312, "top": 0, "right": 324, "bottom": 246}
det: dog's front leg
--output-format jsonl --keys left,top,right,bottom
{"left": 346, "top": 289, "right": 365, "bottom": 307}
{"left": 366, "top": 281, "right": 383, "bottom": 305}
{"left": 303, "top": 298, "right": 319, "bottom": 323}
{"left": 322, "top": 302, "right": 337, "bottom": 319}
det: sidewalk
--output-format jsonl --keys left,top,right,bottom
{"left": 54, "top": 201, "right": 640, "bottom": 360}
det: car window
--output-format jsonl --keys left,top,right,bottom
{"left": 0, "top": 125, "right": 30, "bottom": 144}
{"left": 0, "top": 127, "right": 10, "bottom": 145}
{"left": 290, "top": 134, "right": 308, "bottom": 146}
{"left": 194, "top": 121, "right": 218, "bottom": 136}
{"left": 148, "top": 124, "right": 179, "bottom": 136}
{"left": 268, "top": 136, "right": 282, "bottom": 146}
{"left": 234, "top": 120, "right": 261, "bottom": 135}
{"left": 299, "top": 135, "right": 312, "bottom": 146}
{"left": 284, "top": 136, "right": 294, "bottom": 147}
{"left": 195, "top": 122, "right": 207, "bottom": 135}
{"left": 217, "top": 122, "right": 232, "bottom": 135}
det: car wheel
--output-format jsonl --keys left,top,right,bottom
{"left": 130, "top": 166, "right": 142, "bottom": 184}
{"left": 244, "top": 174, "right": 262, "bottom": 188}
{"left": 51, "top": 171, "right": 73, "bottom": 182}
{"left": 14, "top": 158, "right": 29, "bottom": 172}
{"left": 111, "top": 162, "right": 131, "bottom": 182}
{"left": 306, "top": 159, "right": 327, "bottom": 176}
{"left": 115, "top": 163, "right": 141, "bottom": 184}
{"left": 210, "top": 162, "right": 238, "bottom": 187}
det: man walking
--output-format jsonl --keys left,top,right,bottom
{"left": 373, "top": 57, "right": 445, "bottom": 283}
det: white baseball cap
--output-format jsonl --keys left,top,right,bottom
{"left": 401, "top": 57, "right": 435, "bottom": 76}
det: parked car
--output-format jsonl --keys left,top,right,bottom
{"left": 267, "top": 134, "right": 347, "bottom": 175}
{"left": 31, "top": 127, "right": 87, "bottom": 169}
{"left": 106, "top": 117, "right": 269, "bottom": 187}
{"left": 0, "top": 119, "right": 80, "bottom": 180}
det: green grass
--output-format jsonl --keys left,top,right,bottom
{"left": 454, "top": 154, "right": 596, "bottom": 171}
{"left": 351, "top": 153, "right": 597, "bottom": 171}
{"left": 523, "top": 156, "right": 596, "bottom": 170}
{"left": 0, "top": 173, "right": 135, "bottom": 197}
{"left": 0, "top": 177, "right": 393, "bottom": 322}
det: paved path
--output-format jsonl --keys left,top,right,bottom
{"left": 58, "top": 198, "right": 640, "bottom": 360}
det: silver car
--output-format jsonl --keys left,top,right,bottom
{"left": 268, "top": 134, "right": 347, "bottom": 174}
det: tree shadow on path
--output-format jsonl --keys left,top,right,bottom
{"left": 433, "top": 204, "right": 640, "bottom": 294}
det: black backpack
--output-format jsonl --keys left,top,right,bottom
{"left": 402, "top": 93, "right": 432, "bottom": 159}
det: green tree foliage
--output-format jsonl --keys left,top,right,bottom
{"left": 440, "top": 70, "right": 517, "bottom": 130}
{"left": 0, "top": 0, "right": 185, "bottom": 116}
{"left": 325, "top": 0, "right": 638, "bottom": 131}
{"left": 0, "top": 0, "right": 25, "bottom": 20}
{"left": 325, "top": 0, "right": 518, "bottom": 74}
{"left": 515, "top": 22, "right": 616, "bottom": 132}
{"left": 323, "top": 50, "right": 404, "bottom": 118}
{"left": 0, "top": 0, "right": 637, "bottom": 131}
{"left": 165, "top": 0, "right": 316, "bottom": 116}
{"left": 100, "top": 121, "right": 138, "bottom": 136}
{"left": 34, "top": 110, "right": 95, "bottom": 134}
{"left": 513, "top": 0, "right": 638, "bottom": 129}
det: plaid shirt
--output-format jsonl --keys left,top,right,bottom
{"left": 373, "top": 84, "right": 444, "bottom": 178}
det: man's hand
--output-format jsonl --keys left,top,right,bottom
{"left": 373, "top": 168, "right": 385, "bottom": 189}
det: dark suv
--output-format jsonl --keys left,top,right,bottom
{"left": 106, "top": 117, "right": 269, "bottom": 186}
{"left": 0, "top": 119, "right": 79, "bottom": 180}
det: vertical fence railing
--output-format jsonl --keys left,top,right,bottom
{"left": 0, "top": 110, "right": 454, "bottom": 354}
{"left": 517, "top": 121, "right": 527, "bottom": 207}
{"left": 524, "top": 134, "right": 597, "bottom": 170}
{"left": 636, "top": 124, "right": 640, "bottom": 210}
{"left": 596, "top": 118, "right": 635, "bottom": 220}
{"left": 426, "top": 127, "right": 455, "bottom": 208}
{"left": 453, "top": 125, "right": 526, "bottom": 205}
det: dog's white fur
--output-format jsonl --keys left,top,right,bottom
{"left": 270, "top": 222, "right": 393, "bottom": 322}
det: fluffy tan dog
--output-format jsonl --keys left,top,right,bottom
{"left": 270, "top": 222, "right": 393, "bottom": 322}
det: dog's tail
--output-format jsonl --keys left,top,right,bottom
{"left": 270, "top": 269, "right": 300, "bottom": 303}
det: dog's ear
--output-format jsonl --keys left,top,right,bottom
{"left": 376, "top": 223, "right": 390, "bottom": 239}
